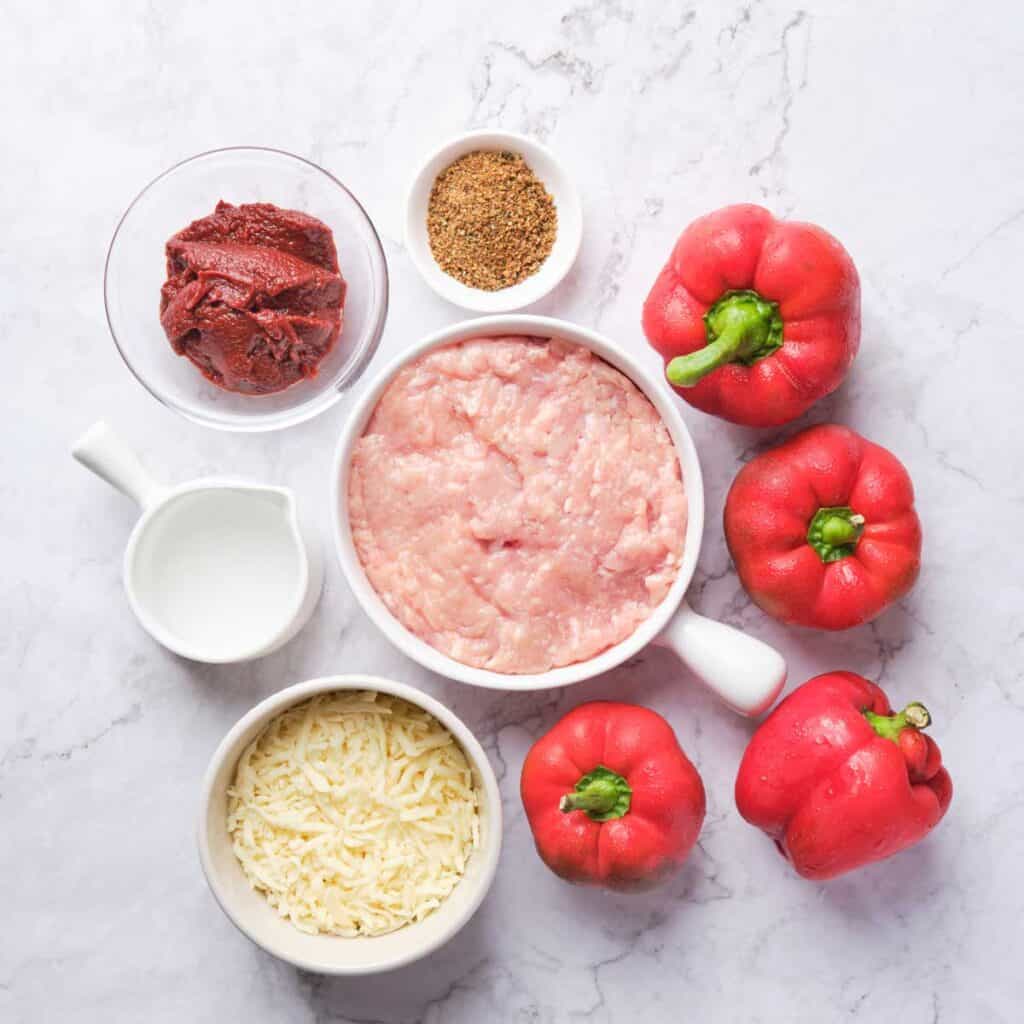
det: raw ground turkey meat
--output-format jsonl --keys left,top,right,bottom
{"left": 348, "top": 336, "right": 687, "bottom": 673}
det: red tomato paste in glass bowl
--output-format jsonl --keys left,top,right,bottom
{"left": 105, "top": 147, "right": 388, "bottom": 432}
{"left": 160, "top": 201, "right": 346, "bottom": 396}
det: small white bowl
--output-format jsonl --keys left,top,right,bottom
{"left": 198, "top": 675, "right": 502, "bottom": 974}
{"left": 404, "top": 130, "right": 582, "bottom": 312}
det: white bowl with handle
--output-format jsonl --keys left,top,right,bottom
{"left": 72, "top": 421, "right": 322, "bottom": 663}
{"left": 331, "top": 315, "right": 786, "bottom": 716}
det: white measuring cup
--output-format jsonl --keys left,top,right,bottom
{"left": 72, "top": 421, "right": 323, "bottom": 663}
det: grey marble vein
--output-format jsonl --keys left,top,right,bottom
{"left": 2, "top": 0, "right": 1023, "bottom": 1021}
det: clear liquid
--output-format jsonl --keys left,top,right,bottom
{"left": 130, "top": 488, "right": 302, "bottom": 659}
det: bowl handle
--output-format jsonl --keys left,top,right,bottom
{"left": 654, "top": 601, "right": 786, "bottom": 716}
{"left": 71, "top": 420, "right": 168, "bottom": 511}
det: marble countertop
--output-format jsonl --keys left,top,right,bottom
{"left": 4, "top": 0, "right": 1023, "bottom": 1020}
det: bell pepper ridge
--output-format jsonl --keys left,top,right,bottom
{"left": 735, "top": 672, "right": 953, "bottom": 881}
{"left": 521, "top": 702, "right": 706, "bottom": 891}
{"left": 725, "top": 425, "right": 922, "bottom": 630}
{"left": 643, "top": 204, "right": 861, "bottom": 427}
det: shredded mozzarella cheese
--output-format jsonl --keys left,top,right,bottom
{"left": 226, "top": 691, "right": 481, "bottom": 937}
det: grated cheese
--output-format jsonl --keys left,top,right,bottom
{"left": 226, "top": 691, "right": 481, "bottom": 937}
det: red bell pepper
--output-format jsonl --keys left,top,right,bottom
{"left": 642, "top": 204, "right": 860, "bottom": 427}
{"left": 520, "top": 702, "right": 705, "bottom": 890}
{"left": 735, "top": 671, "right": 952, "bottom": 880}
{"left": 724, "top": 423, "right": 922, "bottom": 630}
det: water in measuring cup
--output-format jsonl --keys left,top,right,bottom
{"left": 129, "top": 487, "right": 303, "bottom": 660}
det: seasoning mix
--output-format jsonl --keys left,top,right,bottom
{"left": 426, "top": 150, "right": 557, "bottom": 291}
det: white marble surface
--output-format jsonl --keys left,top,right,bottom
{"left": 3, "top": 1, "right": 1023, "bottom": 1020}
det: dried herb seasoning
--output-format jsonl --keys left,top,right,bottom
{"left": 426, "top": 149, "right": 557, "bottom": 291}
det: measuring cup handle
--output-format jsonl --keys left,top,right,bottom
{"left": 655, "top": 601, "right": 787, "bottom": 716}
{"left": 71, "top": 421, "right": 167, "bottom": 511}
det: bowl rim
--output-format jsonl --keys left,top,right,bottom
{"left": 104, "top": 145, "right": 390, "bottom": 433}
{"left": 197, "top": 673, "right": 503, "bottom": 974}
{"left": 404, "top": 130, "right": 582, "bottom": 313}
{"left": 331, "top": 314, "right": 705, "bottom": 690}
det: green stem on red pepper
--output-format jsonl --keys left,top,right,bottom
{"left": 666, "top": 289, "right": 784, "bottom": 388}
{"left": 864, "top": 702, "right": 931, "bottom": 741}
{"left": 807, "top": 506, "right": 866, "bottom": 563}
{"left": 559, "top": 765, "right": 632, "bottom": 821}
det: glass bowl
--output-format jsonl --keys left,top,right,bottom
{"left": 105, "top": 147, "right": 389, "bottom": 432}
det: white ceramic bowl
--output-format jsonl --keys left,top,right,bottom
{"left": 198, "top": 675, "right": 502, "bottom": 974}
{"left": 405, "top": 130, "right": 582, "bottom": 312}
{"left": 332, "top": 316, "right": 787, "bottom": 716}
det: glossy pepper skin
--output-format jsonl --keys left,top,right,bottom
{"left": 642, "top": 204, "right": 860, "bottom": 427}
{"left": 520, "top": 702, "right": 705, "bottom": 891}
{"left": 725, "top": 424, "right": 922, "bottom": 630}
{"left": 735, "top": 672, "right": 952, "bottom": 880}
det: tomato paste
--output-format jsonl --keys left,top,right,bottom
{"left": 160, "top": 201, "right": 345, "bottom": 395}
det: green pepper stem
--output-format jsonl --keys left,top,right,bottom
{"left": 807, "top": 506, "right": 866, "bottom": 563}
{"left": 667, "top": 326, "right": 749, "bottom": 387}
{"left": 865, "top": 702, "right": 932, "bottom": 741}
{"left": 559, "top": 780, "right": 620, "bottom": 815}
{"left": 666, "top": 289, "right": 783, "bottom": 388}
{"left": 820, "top": 513, "right": 865, "bottom": 547}
{"left": 559, "top": 765, "right": 632, "bottom": 821}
